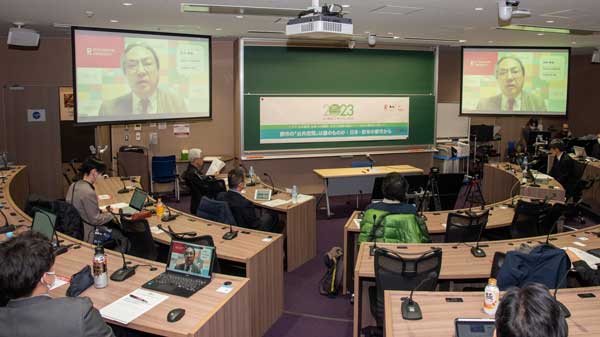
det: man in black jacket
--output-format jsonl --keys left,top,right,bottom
{"left": 217, "top": 168, "right": 279, "bottom": 232}
{"left": 548, "top": 140, "right": 577, "bottom": 198}
{"left": 566, "top": 249, "right": 600, "bottom": 286}
{"left": 182, "top": 148, "right": 212, "bottom": 214}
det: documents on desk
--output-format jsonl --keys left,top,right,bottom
{"left": 100, "top": 288, "right": 168, "bottom": 324}
{"left": 262, "top": 199, "right": 290, "bottom": 208}
{"left": 101, "top": 202, "right": 129, "bottom": 211}
{"left": 563, "top": 247, "right": 600, "bottom": 270}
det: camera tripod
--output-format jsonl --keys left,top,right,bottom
{"left": 417, "top": 168, "right": 442, "bottom": 213}
{"left": 464, "top": 175, "right": 486, "bottom": 210}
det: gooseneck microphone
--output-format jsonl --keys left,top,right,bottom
{"left": 366, "top": 154, "right": 375, "bottom": 170}
{"left": 553, "top": 266, "right": 572, "bottom": 318}
{"left": 402, "top": 272, "right": 438, "bottom": 320}
{"left": 161, "top": 204, "right": 178, "bottom": 222}
{"left": 117, "top": 176, "right": 129, "bottom": 194}
{"left": 110, "top": 250, "right": 136, "bottom": 282}
{"left": 263, "top": 173, "right": 278, "bottom": 195}
{"left": 222, "top": 222, "right": 238, "bottom": 240}
{"left": 0, "top": 208, "right": 16, "bottom": 234}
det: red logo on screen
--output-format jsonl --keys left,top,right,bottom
{"left": 75, "top": 33, "right": 124, "bottom": 68}
{"left": 463, "top": 52, "right": 498, "bottom": 76}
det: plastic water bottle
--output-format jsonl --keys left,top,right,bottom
{"left": 522, "top": 156, "right": 528, "bottom": 171}
{"left": 93, "top": 245, "right": 108, "bottom": 289}
{"left": 292, "top": 185, "right": 298, "bottom": 204}
{"left": 156, "top": 198, "right": 164, "bottom": 219}
{"left": 483, "top": 278, "right": 500, "bottom": 315}
{"left": 249, "top": 166, "right": 255, "bottom": 178}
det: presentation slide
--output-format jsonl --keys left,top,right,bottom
{"left": 72, "top": 28, "right": 211, "bottom": 124}
{"left": 259, "top": 97, "right": 410, "bottom": 144}
{"left": 461, "top": 47, "right": 569, "bottom": 116}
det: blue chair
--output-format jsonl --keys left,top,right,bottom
{"left": 351, "top": 161, "right": 372, "bottom": 168}
{"left": 196, "top": 197, "right": 237, "bottom": 226}
{"left": 151, "top": 155, "right": 180, "bottom": 201}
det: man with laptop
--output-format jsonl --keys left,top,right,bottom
{"left": 143, "top": 240, "right": 214, "bottom": 297}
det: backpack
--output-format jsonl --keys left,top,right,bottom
{"left": 319, "top": 247, "right": 344, "bottom": 298}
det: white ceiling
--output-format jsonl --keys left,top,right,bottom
{"left": 1, "top": 0, "right": 600, "bottom": 47}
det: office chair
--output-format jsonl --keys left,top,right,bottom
{"left": 151, "top": 155, "right": 180, "bottom": 202}
{"left": 509, "top": 200, "right": 551, "bottom": 239}
{"left": 196, "top": 197, "right": 237, "bottom": 226}
{"left": 363, "top": 248, "right": 443, "bottom": 337}
{"left": 121, "top": 219, "right": 158, "bottom": 261}
{"left": 444, "top": 210, "right": 489, "bottom": 243}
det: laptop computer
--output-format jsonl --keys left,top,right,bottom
{"left": 142, "top": 240, "right": 215, "bottom": 298}
{"left": 574, "top": 146, "right": 587, "bottom": 159}
{"left": 120, "top": 188, "right": 148, "bottom": 215}
{"left": 31, "top": 210, "right": 57, "bottom": 242}
{"left": 455, "top": 318, "right": 495, "bottom": 337}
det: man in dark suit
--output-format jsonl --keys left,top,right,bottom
{"left": 591, "top": 133, "right": 600, "bottom": 159}
{"left": 217, "top": 168, "right": 279, "bottom": 232}
{"left": 0, "top": 232, "right": 115, "bottom": 337}
{"left": 98, "top": 43, "right": 187, "bottom": 116}
{"left": 174, "top": 246, "right": 202, "bottom": 274}
{"left": 549, "top": 140, "right": 577, "bottom": 198}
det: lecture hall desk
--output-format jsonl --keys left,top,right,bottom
{"left": 0, "top": 166, "right": 251, "bottom": 337}
{"left": 384, "top": 287, "right": 600, "bottom": 337}
{"left": 94, "top": 176, "right": 284, "bottom": 337}
{"left": 342, "top": 162, "right": 566, "bottom": 295}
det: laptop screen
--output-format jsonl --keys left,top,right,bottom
{"left": 455, "top": 319, "right": 495, "bottom": 337}
{"left": 129, "top": 188, "right": 148, "bottom": 210}
{"left": 32, "top": 210, "right": 57, "bottom": 241}
{"left": 167, "top": 240, "right": 214, "bottom": 278}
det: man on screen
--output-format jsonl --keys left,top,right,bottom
{"left": 174, "top": 247, "right": 202, "bottom": 273}
{"left": 98, "top": 43, "right": 187, "bottom": 116}
{"left": 477, "top": 56, "right": 546, "bottom": 112}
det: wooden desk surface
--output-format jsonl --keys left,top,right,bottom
{"left": 95, "top": 177, "right": 282, "bottom": 264}
{"left": 385, "top": 287, "right": 600, "bottom": 337}
{"left": 1, "top": 166, "right": 252, "bottom": 337}
{"left": 313, "top": 165, "right": 423, "bottom": 179}
{"left": 483, "top": 163, "right": 565, "bottom": 203}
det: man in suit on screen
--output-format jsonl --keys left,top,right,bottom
{"left": 98, "top": 43, "right": 187, "bottom": 116}
{"left": 477, "top": 56, "right": 546, "bottom": 112}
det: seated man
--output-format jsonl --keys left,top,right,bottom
{"left": 548, "top": 140, "right": 577, "bottom": 198}
{"left": 366, "top": 172, "right": 416, "bottom": 214}
{"left": 182, "top": 148, "right": 210, "bottom": 214}
{"left": 217, "top": 168, "right": 279, "bottom": 232}
{"left": 554, "top": 123, "right": 573, "bottom": 140}
{"left": 66, "top": 158, "right": 128, "bottom": 251}
{"left": 494, "top": 283, "right": 567, "bottom": 337}
{"left": 0, "top": 232, "right": 115, "bottom": 337}
{"left": 591, "top": 132, "right": 600, "bottom": 159}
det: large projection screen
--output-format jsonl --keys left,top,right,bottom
{"left": 461, "top": 47, "right": 570, "bottom": 116}
{"left": 72, "top": 27, "right": 211, "bottom": 124}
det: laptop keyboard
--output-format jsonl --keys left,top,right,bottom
{"left": 155, "top": 273, "right": 207, "bottom": 291}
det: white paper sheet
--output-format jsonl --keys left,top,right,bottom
{"left": 206, "top": 158, "right": 226, "bottom": 176}
{"left": 100, "top": 289, "right": 168, "bottom": 325}
{"left": 262, "top": 199, "right": 290, "bottom": 207}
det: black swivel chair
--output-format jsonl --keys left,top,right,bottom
{"left": 444, "top": 210, "right": 490, "bottom": 243}
{"left": 509, "top": 200, "right": 551, "bottom": 239}
{"left": 196, "top": 197, "right": 237, "bottom": 226}
{"left": 363, "top": 248, "right": 443, "bottom": 337}
{"left": 121, "top": 219, "right": 158, "bottom": 261}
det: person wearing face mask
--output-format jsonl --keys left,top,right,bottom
{"left": 0, "top": 232, "right": 115, "bottom": 337}
{"left": 66, "top": 158, "right": 128, "bottom": 250}
{"left": 591, "top": 133, "right": 600, "bottom": 159}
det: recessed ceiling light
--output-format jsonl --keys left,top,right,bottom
{"left": 110, "top": 19, "right": 119, "bottom": 23}
{"left": 216, "top": 28, "right": 222, "bottom": 31}
{"left": 546, "top": 20, "right": 554, "bottom": 23}
{"left": 236, "top": 15, "right": 244, "bottom": 19}
{"left": 488, "top": 40, "right": 494, "bottom": 43}
{"left": 342, "top": 4, "right": 350, "bottom": 8}
{"left": 393, "top": 36, "right": 400, "bottom": 39}
{"left": 387, "top": 32, "right": 393, "bottom": 35}
{"left": 475, "top": 7, "right": 484, "bottom": 11}
{"left": 122, "top": 2, "right": 132, "bottom": 6}
{"left": 459, "top": 39, "right": 467, "bottom": 43}
{"left": 537, "top": 33, "right": 544, "bottom": 36}
{"left": 572, "top": 41, "right": 577, "bottom": 44}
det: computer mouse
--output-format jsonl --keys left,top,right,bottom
{"left": 167, "top": 308, "right": 185, "bottom": 323}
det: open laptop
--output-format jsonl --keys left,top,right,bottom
{"left": 31, "top": 210, "right": 57, "bottom": 242}
{"left": 142, "top": 240, "right": 215, "bottom": 298}
{"left": 120, "top": 188, "right": 148, "bottom": 215}
{"left": 574, "top": 146, "right": 587, "bottom": 159}
{"left": 455, "top": 318, "right": 495, "bottom": 337}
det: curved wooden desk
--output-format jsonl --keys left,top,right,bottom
{"left": 342, "top": 162, "right": 566, "bottom": 295}
{"left": 384, "top": 287, "right": 600, "bottom": 337}
{"left": 93, "top": 176, "right": 283, "bottom": 337}
{"left": 0, "top": 166, "right": 251, "bottom": 337}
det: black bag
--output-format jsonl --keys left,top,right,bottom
{"left": 66, "top": 265, "right": 94, "bottom": 297}
{"left": 319, "top": 247, "right": 344, "bottom": 298}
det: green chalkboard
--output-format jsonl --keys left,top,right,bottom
{"left": 243, "top": 45, "right": 435, "bottom": 153}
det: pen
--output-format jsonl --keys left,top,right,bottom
{"left": 129, "top": 294, "right": 148, "bottom": 303}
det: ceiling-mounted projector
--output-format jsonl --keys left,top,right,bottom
{"left": 498, "top": 0, "right": 530, "bottom": 24}
{"left": 286, "top": 0, "right": 353, "bottom": 38}
{"left": 7, "top": 23, "right": 39, "bottom": 47}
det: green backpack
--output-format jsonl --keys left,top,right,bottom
{"left": 358, "top": 208, "right": 431, "bottom": 245}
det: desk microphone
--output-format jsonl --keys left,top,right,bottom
{"left": 369, "top": 214, "right": 379, "bottom": 256}
{"left": 366, "top": 154, "right": 375, "bottom": 170}
{"left": 117, "top": 177, "right": 129, "bottom": 194}
{"left": 110, "top": 250, "right": 136, "bottom": 282}
{"left": 540, "top": 214, "right": 565, "bottom": 247}
{"left": 0, "top": 205, "right": 15, "bottom": 234}
{"left": 222, "top": 222, "right": 238, "bottom": 240}
{"left": 161, "top": 204, "right": 178, "bottom": 222}
{"left": 553, "top": 265, "right": 571, "bottom": 318}
{"left": 508, "top": 181, "right": 521, "bottom": 208}
{"left": 263, "top": 173, "right": 278, "bottom": 195}
{"left": 402, "top": 271, "right": 438, "bottom": 320}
